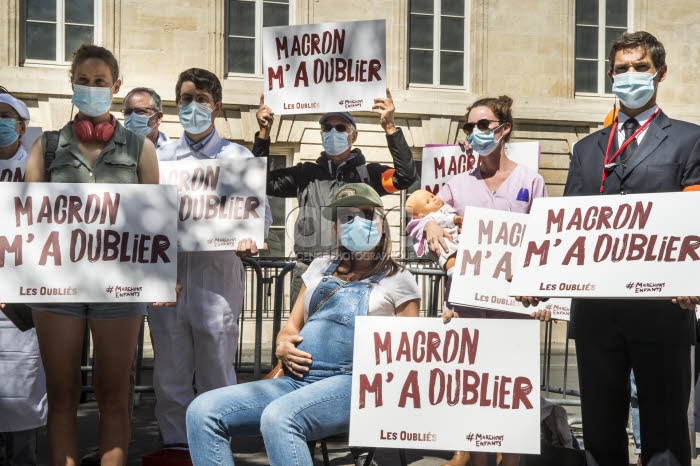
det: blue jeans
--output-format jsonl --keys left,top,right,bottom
{"left": 187, "top": 259, "right": 383, "bottom": 465}
{"left": 186, "top": 374, "right": 352, "bottom": 466}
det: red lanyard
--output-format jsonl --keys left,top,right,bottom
{"left": 599, "top": 108, "right": 660, "bottom": 193}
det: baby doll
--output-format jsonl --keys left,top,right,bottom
{"left": 405, "top": 189, "right": 462, "bottom": 274}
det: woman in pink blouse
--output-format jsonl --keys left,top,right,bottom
{"left": 408, "top": 95, "right": 549, "bottom": 466}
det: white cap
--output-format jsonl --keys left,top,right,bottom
{"left": 0, "top": 93, "right": 30, "bottom": 121}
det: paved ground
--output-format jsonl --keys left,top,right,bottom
{"left": 33, "top": 342, "right": 699, "bottom": 466}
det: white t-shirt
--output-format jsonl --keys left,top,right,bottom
{"left": 9, "top": 144, "right": 29, "bottom": 161}
{"left": 302, "top": 257, "right": 421, "bottom": 321}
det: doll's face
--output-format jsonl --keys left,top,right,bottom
{"left": 405, "top": 190, "right": 444, "bottom": 219}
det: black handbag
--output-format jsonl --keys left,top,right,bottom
{"left": 1, "top": 303, "right": 34, "bottom": 332}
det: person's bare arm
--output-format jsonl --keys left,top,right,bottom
{"left": 137, "top": 138, "right": 159, "bottom": 184}
{"left": 275, "top": 284, "right": 313, "bottom": 376}
{"left": 24, "top": 137, "right": 46, "bottom": 182}
{"left": 396, "top": 298, "right": 420, "bottom": 317}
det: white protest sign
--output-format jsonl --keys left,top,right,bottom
{"left": 159, "top": 158, "right": 267, "bottom": 252}
{"left": 421, "top": 146, "right": 477, "bottom": 194}
{"left": 263, "top": 20, "right": 386, "bottom": 115}
{"left": 421, "top": 142, "right": 539, "bottom": 194}
{"left": 449, "top": 207, "right": 570, "bottom": 320}
{"left": 509, "top": 192, "right": 700, "bottom": 298}
{"left": 0, "top": 160, "right": 25, "bottom": 182}
{"left": 0, "top": 183, "right": 178, "bottom": 302}
{"left": 350, "top": 316, "right": 540, "bottom": 454}
{"left": 506, "top": 141, "right": 540, "bottom": 171}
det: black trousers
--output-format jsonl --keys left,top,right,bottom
{"left": 572, "top": 301, "right": 693, "bottom": 466}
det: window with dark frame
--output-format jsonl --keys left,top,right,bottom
{"left": 23, "top": 0, "right": 96, "bottom": 64}
{"left": 226, "top": 0, "right": 290, "bottom": 75}
{"left": 408, "top": 0, "right": 466, "bottom": 87}
{"left": 574, "top": 0, "right": 629, "bottom": 94}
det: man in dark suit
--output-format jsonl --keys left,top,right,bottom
{"left": 564, "top": 31, "right": 700, "bottom": 465}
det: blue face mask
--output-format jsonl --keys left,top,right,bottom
{"left": 612, "top": 71, "right": 658, "bottom": 109}
{"left": 340, "top": 217, "right": 381, "bottom": 252}
{"left": 179, "top": 102, "right": 213, "bottom": 135}
{"left": 322, "top": 129, "right": 350, "bottom": 156}
{"left": 467, "top": 124, "right": 504, "bottom": 155}
{"left": 0, "top": 118, "right": 19, "bottom": 148}
{"left": 72, "top": 84, "right": 113, "bottom": 117}
{"left": 124, "top": 112, "right": 155, "bottom": 136}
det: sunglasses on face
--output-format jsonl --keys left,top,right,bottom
{"left": 338, "top": 208, "right": 376, "bottom": 224}
{"left": 321, "top": 123, "right": 350, "bottom": 133}
{"left": 462, "top": 119, "right": 501, "bottom": 135}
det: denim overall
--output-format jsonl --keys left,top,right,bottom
{"left": 295, "top": 259, "right": 385, "bottom": 382}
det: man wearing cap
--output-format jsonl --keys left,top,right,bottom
{"left": 0, "top": 88, "right": 31, "bottom": 161}
{"left": 253, "top": 89, "right": 417, "bottom": 303}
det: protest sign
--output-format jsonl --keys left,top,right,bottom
{"left": 421, "top": 142, "right": 539, "bottom": 194}
{"left": 0, "top": 160, "right": 25, "bottom": 182}
{"left": 159, "top": 158, "right": 267, "bottom": 252}
{"left": 350, "top": 316, "right": 540, "bottom": 454}
{"left": 263, "top": 19, "right": 386, "bottom": 115}
{"left": 509, "top": 192, "right": 700, "bottom": 298}
{"left": 448, "top": 207, "right": 570, "bottom": 320}
{"left": 421, "top": 146, "right": 476, "bottom": 195}
{"left": 0, "top": 182, "right": 178, "bottom": 302}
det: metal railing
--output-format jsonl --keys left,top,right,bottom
{"left": 78, "top": 257, "right": 582, "bottom": 422}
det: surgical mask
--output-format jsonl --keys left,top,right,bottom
{"left": 124, "top": 112, "right": 154, "bottom": 136}
{"left": 612, "top": 71, "right": 658, "bottom": 109}
{"left": 179, "top": 102, "right": 213, "bottom": 135}
{"left": 340, "top": 217, "right": 381, "bottom": 252}
{"left": 72, "top": 84, "right": 113, "bottom": 117}
{"left": 0, "top": 118, "right": 19, "bottom": 147}
{"left": 322, "top": 129, "right": 350, "bottom": 156}
{"left": 467, "top": 124, "right": 504, "bottom": 155}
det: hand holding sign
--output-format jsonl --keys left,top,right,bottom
{"left": 256, "top": 94, "right": 275, "bottom": 139}
{"left": 153, "top": 281, "right": 183, "bottom": 308}
{"left": 371, "top": 88, "right": 397, "bottom": 135}
{"left": 671, "top": 296, "right": 699, "bottom": 311}
{"left": 235, "top": 238, "right": 267, "bottom": 258}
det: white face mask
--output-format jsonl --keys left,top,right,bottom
{"left": 322, "top": 129, "right": 350, "bottom": 156}
{"left": 612, "top": 71, "right": 658, "bottom": 109}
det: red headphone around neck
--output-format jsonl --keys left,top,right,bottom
{"left": 73, "top": 115, "right": 116, "bottom": 143}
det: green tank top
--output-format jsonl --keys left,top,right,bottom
{"left": 43, "top": 120, "right": 144, "bottom": 183}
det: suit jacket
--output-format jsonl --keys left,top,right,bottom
{"left": 564, "top": 109, "right": 700, "bottom": 344}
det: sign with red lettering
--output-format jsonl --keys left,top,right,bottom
{"left": 159, "top": 158, "right": 267, "bottom": 251}
{"left": 263, "top": 20, "right": 386, "bottom": 115}
{"left": 448, "top": 207, "right": 570, "bottom": 320}
{"left": 421, "top": 142, "right": 539, "bottom": 195}
{"left": 350, "top": 316, "right": 540, "bottom": 453}
{"left": 0, "top": 160, "right": 25, "bottom": 183}
{"left": 509, "top": 192, "right": 700, "bottom": 297}
{"left": 0, "top": 183, "right": 177, "bottom": 302}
